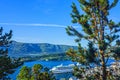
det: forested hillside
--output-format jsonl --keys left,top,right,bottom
{"left": 8, "top": 41, "right": 77, "bottom": 58}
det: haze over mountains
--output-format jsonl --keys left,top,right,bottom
{"left": 8, "top": 41, "right": 77, "bottom": 57}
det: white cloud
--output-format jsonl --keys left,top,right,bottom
{"left": 0, "top": 23, "right": 66, "bottom": 27}
{"left": 0, "top": 23, "right": 79, "bottom": 28}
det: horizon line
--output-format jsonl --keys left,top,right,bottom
{"left": 11, "top": 40, "right": 77, "bottom": 46}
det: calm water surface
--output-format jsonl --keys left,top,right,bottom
{"left": 10, "top": 60, "right": 74, "bottom": 80}
{"left": 9, "top": 59, "right": 116, "bottom": 80}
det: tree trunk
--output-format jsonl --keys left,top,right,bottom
{"left": 99, "top": 16, "right": 106, "bottom": 80}
{"left": 102, "top": 54, "right": 106, "bottom": 80}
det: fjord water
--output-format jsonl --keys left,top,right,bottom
{"left": 9, "top": 60, "right": 74, "bottom": 80}
{"left": 9, "top": 59, "right": 116, "bottom": 80}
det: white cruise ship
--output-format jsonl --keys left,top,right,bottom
{"left": 50, "top": 64, "right": 75, "bottom": 73}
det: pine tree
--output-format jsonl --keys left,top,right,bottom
{"left": 17, "top": 66, "right": 32, "bottom": 80}
{"left": 0, "top": 27, "right": 22, "bottom": 79}
{"left": 66, "top": 0, "right": 120, "bottom": 80}
{"left": 17, "top": 64, "right": 55, "bottom": 80}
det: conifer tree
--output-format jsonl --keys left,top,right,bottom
{"left": 66, "top": 0, "right": 120, "bottom": 80}
{"left": 0, "top": 27, "right": 22, "bottom": 79}
{"left": 17, "top": 64, "right": 55, "bottom": 80}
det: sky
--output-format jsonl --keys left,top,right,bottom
{"left": 0, "top": 0, "right": 120, "bottom": 46}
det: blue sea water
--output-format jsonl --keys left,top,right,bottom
{"left": 9, "top": 60, "right": 74, "bottom": 80}
{"left": 9, "top": 59, "right": 117, "bottom": 80}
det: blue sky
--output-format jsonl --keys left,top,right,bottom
{"left": 0, "top": 0, "right": 120, "bottom": 46}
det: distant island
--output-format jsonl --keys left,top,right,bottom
{"left": 8, "top": 41, "right": 77, "bottom": 61}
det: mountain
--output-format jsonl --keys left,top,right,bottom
{"left": 8, "top": 41, "right": 77, "bottom": 58}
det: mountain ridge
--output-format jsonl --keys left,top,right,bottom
{"left": 8, "top": 41, "right": 77, "bottom": 57}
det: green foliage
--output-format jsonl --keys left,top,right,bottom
{"left": 20, "top": 53, "right": 71, "bottom": 62}
{"left": 32, "top": 64, "right": 43, "bottom": 74}
{"left": 17, "top": 66, "right": 31, "bottom": 80}
{"left": 66, "top": 0, "right": 120, "bottom": 80}
{"left": 17, "top": 64, "right": 55, "bottom": 80}
{"left": 0, "top": 27, "right": 22, "bottom": 79}
{"left": 67, "top": 42, "right": 98, "bottom": 65}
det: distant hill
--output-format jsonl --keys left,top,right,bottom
{"left": 8, "top": 41, "right": 77, "bottom": 58}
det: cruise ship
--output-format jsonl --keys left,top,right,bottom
{"left": 50, "top": 64, "right": 75, "bottom": 73}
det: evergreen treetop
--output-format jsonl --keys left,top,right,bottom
{"left": 66, "top": 0, "right": 120, "bottom": 80}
